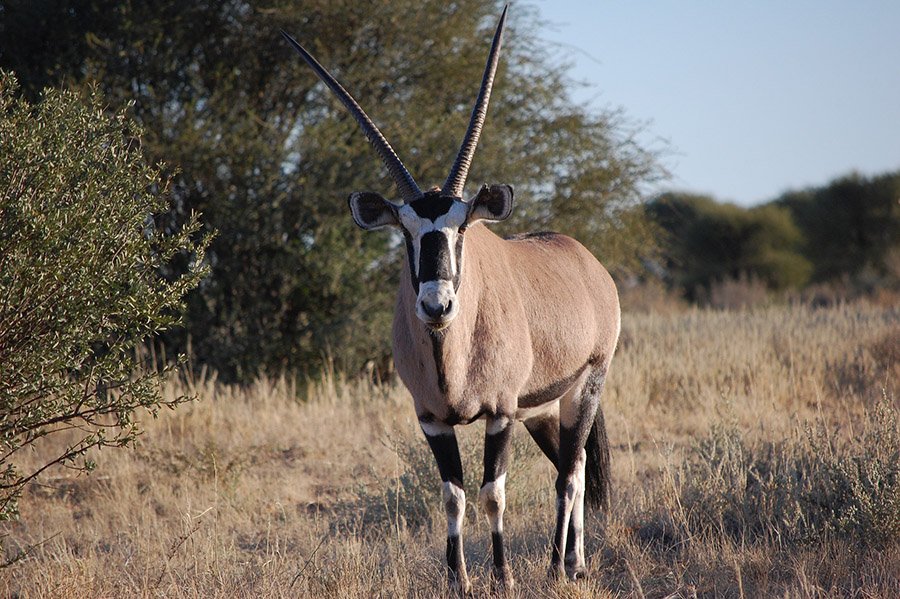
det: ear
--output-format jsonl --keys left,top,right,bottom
{"left": 348, "top": 192, "right": 399, "bottom": 230}
{"left": 468, "top": 184, "right": 514, "bottom": 223}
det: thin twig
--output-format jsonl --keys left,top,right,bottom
{"left": 153, "top": 516, "right": 204, "bottom": 588}
{"left": 734, "top": 555, "right": 745, "bottom": 599}
{"left": 625, "top": 559, "right": 646, "bottom": 599}
{"left": 0, "top": 532, "right": 61, "bottom": 569}
{"left": 290, "top": 533, "right": 328, "bottom": 589}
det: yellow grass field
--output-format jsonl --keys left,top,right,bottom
{"left": 3, "top": 301, "right": 898, "bottom": 597}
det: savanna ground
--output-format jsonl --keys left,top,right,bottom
{"left": 2, "top": 302, "right": 898, "bottom": 598}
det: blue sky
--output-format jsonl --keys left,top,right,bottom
{"left": 534, "top": 1, "right": 900, "bottom": 205}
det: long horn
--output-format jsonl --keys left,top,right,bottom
{"left": 442, "top": 4, "right": 508, "bottom": 198}
{"left": 281, "top": 30, "right": 423, "bottom": 203}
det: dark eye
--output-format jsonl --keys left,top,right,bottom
{"left": 459, "top": 224, "right": 468, "bottom": 235}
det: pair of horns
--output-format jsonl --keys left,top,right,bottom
{"left": 281, "top": 4, "right": 508, "bottom": 202}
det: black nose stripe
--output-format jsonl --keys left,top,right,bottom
{"left": 419, "top": 231, "right": 452, "bottom": 282}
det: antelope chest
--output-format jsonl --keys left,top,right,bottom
{"left": 393, "top": 318, "right": 530, "bottom": 426}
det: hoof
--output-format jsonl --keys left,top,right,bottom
{"left": 492, "top": 566, "right": 516, "bottom": 593}
{"left": 547, "top": 564, "right": 566, "bottom": 581}
{"left": 450, "top": 574, "right": 472, "bottom": 596}
{"left": 565, "top": 557, "right": 588, "bottom": 581}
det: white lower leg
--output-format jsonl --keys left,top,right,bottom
{"left": 553, "top": 477, "right": 577, "bottom": 574}
{"left": 565, "top": 450, "right": 587, "bottom": 574}
{"left": 478, "top": 473, "right": 507, "bottom": 533}
{"left": 443, "top": 481, "right": 466, "bottom": 537}
{"left": 442, "top": 481, "right": 469, "bottom": 592}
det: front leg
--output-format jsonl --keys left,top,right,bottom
{"left": 421, "top": 420, "right": 470, "bottom": 595}
{"left": 480, "top": 416, "right": 515, "bottom": 590}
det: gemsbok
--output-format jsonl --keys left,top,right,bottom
{"left": 282, "top": 4, "right": 620, "bottom": 592}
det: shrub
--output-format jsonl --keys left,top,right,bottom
{"left": 617, "top": 278, "right": 688, "bottom": 314}
{"left": 705, "top": 273, "right": 770, "bottom": 310}
{"left": 648, "top": 193, "right": 812, "bottom": 299}
{"left": 0, "top": 72, "right": 208, "bottom": 522}
{"left": 671, "top": 396, "right": 900, "bottom": 547}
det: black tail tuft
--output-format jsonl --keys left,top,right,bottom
{"left": 584, "top": 403, "right": 611, "bottom": 512}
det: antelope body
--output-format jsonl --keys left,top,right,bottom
{"left": 283, "top": 5, "right": 620, "bottom": 592}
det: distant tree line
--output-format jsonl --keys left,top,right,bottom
{"left": 647, "top": 171, "right": 900, "bottom": 302}
{"left": 0, "top": 0, "right": 664, "bottom": 381}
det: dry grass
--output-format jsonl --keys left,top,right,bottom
{"left": 3, "top": 301, "right": 898, "bottom": 598}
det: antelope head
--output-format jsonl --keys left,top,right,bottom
{"left": 282, "top": 5, "right": 513, "bottom": 330}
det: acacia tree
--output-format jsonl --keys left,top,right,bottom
{"left": 1, "top": 0, "right": 665, "bottom": 380}
{"left": 0, "top": 73, "right": 208, "bottom": 521}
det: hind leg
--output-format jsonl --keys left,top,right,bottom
{"left": 554, "top": 431, "right": 589, "bottom": 580}
{"left": 525, "top": 383, "right": 596, "bottom": 580}
{"left": 564, "top": 367, "right": 610, "bottom": 578}
{"left": 561, "top": 368, "right": 605, "bottom": 579}
{"left": 524, "top": 408, "right": 582, "bottom": 574}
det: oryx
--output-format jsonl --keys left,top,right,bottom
{"left": 282, "top": 4, "right": 620, "bottom": 592}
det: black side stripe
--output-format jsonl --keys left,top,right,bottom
{"left": 519, "top": 363, "right": 588, "bottom": 406}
